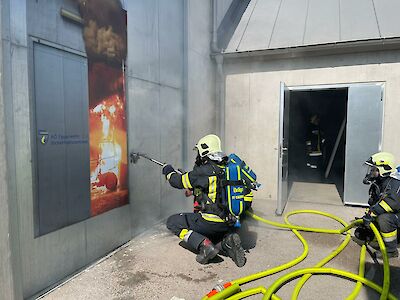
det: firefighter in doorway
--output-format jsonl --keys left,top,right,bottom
{"left": 355, "top": 152, "right": 400, "bottom": 258}
{"left": 162, "top": 134, "right": 253, "bottom": 267}
{"left": 305, "top": 114, "right": 325, "bottom": 170}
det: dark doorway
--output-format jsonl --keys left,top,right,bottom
{"left": 288, "top": 88, "right": 348, "bottom": 203}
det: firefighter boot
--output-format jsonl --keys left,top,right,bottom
{"left": 222, "top": 233, "right": 246, "bottom": 267}
{"left": 375, "top": 240, "right": 399, "bottom": 259}
{"left": 196, "top": 239, "right": 219, "bottom": 264}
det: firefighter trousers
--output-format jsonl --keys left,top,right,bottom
{"left": 376, "top": 212, "right": 400, "bottom": 252}
{"left": 166, "top": 212, "right": 230, "bottom": 250}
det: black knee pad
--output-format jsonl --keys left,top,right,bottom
{"left": 166, "top": 214, "right": 178, "bottom": 230}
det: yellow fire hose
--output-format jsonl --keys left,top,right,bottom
{"left": 201, "top": 210, "right": 395, "bottom": 300}
{"left": 346, "top": 245, "right": 366, "bottom": 300}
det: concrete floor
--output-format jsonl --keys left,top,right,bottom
{"left": 39, "top": 186, "right": 400, "bottom": 300}
{"left": 289, "top": 181, "right": 343, "bottom": 205}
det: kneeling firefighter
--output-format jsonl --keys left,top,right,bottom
{"left": 355, "top": 152, "right": 400, "bottom": 258}
{"left": 163, "top": 134, "right": 259, "bottom": 267}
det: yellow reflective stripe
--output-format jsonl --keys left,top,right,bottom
{"left": 208, "top": 176, "right": 217, "bottom": 203}
{"left": 241, "top": 169, "right": 255, "bottom": 182}
{"left": 235, "top": 167, "right": 245, "bottom": 214}
{"left": 370, "top": 211, "right": 377, "bottom": 217}
{"left": 226, "top": 167, "right": 233, "bottom": 215}
{"left": 231, "top": 159, "right": 237, "bottom": 163}
{"left": 379, "top": 200, "right": 393, "bottom": 213}
{"left": 183, "top": 173, "right": 192, "bottom": 189}
{"left": 182, "top": 174, "right": 188, "bottom": 189}
{"left": 244, "top": 192, "right": 253, "bottom": 202}
{"left": 182, "top": 173, "right": 192, "bottom": 189}
{"left": 201, "top": 213, "right": 224, "bottom": 223}
{"left": 381, "top": 230, "right": 398, "bottom": 242}
{"left": 236, "top": 165, "right": 241, "bottom": 180}
{"left": 179, "top": 229, "right": 189, "bottom": 240}
{"left": 239, "top": 200, "right": 243, "bottom": 215}
{"left": 381, "top": 230, "right": 397, "bottom": 238}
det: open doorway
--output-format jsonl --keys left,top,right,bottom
{"left": 287, "top": 89, "right": 348, "bottom": 205}
{"left": 277, "top": 82, "right": 383, "bottom": 215}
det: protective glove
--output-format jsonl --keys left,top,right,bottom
{"left": 162, "top": 164, "right": 175, "bottom": 176}
{"left": 193, "top": 200, "right": 201, "bottom": 213}
{"left": 185, "top": 189, "right": 193, "bottom": 197}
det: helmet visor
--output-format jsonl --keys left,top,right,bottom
{"left": 363, "top": 165, "right": 380, "bottom": 184}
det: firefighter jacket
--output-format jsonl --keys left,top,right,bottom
{"left": 306, "top": 123, "right": 324, "bottom": 155}
{"left": 369, "top": 176, "right": 400, "bottom": 216}
{"left": 167, "top": 162, "right": 229, "bottom": 223}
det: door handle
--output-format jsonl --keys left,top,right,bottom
{"left": 280, "top": 145, "right": 288, "bottom": 157}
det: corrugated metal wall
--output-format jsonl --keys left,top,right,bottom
{"left": 225, "top": 0, "right": 400, "bottom": 52}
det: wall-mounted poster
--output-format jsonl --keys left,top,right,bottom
{"left": 76, "top": 0, "right": 129, "bottom": 216}
{"left": 88, "top": 62, "right": 128, "bottom": 216}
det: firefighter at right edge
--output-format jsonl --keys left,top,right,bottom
{"left": 357, "top": 152, "right": 400, "bottom": 259}
{"left": 162, "top": 134, "right": 252, "bottom": 267}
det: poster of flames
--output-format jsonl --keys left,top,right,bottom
{"left": 76, "top": 0, "right": 128, "bottom": 216}
{"left": 89, "top": 63, "right": 128, "bottom": 216}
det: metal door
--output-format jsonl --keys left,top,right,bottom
{"left": 277, "top": 82, "right": 291, "bottom": 215}
{"left": 344, "top": 83, "right": 383, "bottom": 206}
{"left": 34, "top": 42, "right": 90, "bottom": 235}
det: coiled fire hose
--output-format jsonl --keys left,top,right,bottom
{"left": 201, "top": 210, "right": 395, "bottom": 300}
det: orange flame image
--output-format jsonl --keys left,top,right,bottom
{"left": 89, "top": 64, "right": 128, "bottom": 216}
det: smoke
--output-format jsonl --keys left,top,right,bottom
{"left": 72, "top": 0, "right": 127, "bottom": 104}
{"left": 74, "top": 0, "right": 127, "bottom": 64}
{"left": 88, "top": 61, "right": 124, "bottom": 106}
{"left": 83, "top": 20, "right": 125, "bottom": 61}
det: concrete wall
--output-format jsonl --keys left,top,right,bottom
{"left": 126, "top": 0, "right": 189, "bottom": 236}
{"left": 1, "top": 0, "right": 29, "bottom": 298}
{"left": 0, "top": 0, "right": 216, "bottom": 298}
{"left": 185, "top": 0, "right": 217, "bottom": 163}
{"left": 224, "top": 50, "right": 400, "bottom": 202}
{"left": 0, "top": 0, "right": 18, "bottom": 298}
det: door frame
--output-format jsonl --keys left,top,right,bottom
{"left": 277, "top": 81, "right": 385, "bottom": 213}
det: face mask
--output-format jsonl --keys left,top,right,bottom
{"left": 195, "top": 152, "right": 203, "bottom": 166}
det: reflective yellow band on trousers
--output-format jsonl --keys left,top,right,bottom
{"left": 179, "top": 229, "right": 189, "bottom": 240}
{"left": 381, "top": 230, "right": 398, "bottom": 242}
{"left": 201, "top": 213, "right": 224, "bottom": 223}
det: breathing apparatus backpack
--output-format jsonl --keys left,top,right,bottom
{"left": 221, "top": 154, "right": 258, "bottom": 227}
